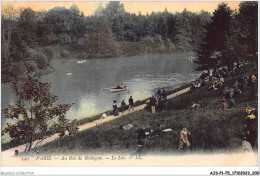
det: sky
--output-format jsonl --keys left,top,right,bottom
{"left": 2, "top": 1, "right": 241, "bottom": 16}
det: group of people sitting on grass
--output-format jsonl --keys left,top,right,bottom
{"left": 135, "top": 123, "right": 179, "bottom": 150}
{"left": 124, "top": 64, "right": 257, "bottom": 152}
{"left": 188, "top": 66, "right": 258, "bottom": 151}
{"left": 135, "top": 124, "right": 191, "bottom": 151}
{"left": 145, "top": 87, "right": 168, "bottom": 113}
{"left": 221, "top": 74, "right": 256, "bottom": 110}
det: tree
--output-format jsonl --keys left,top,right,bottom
{"left": 166, "top": 13, "right": 178, "bottom": 42}
{"left": 2, "top": 76, "right": 75, "bottom": 152}
{"left": 2, "top": 4, "right": 19, "bottom": 44}
{"left": 84, "top": 17, "right": 117, "bottom": 55}
{"left": 194, "top": 3, "right": 233, "bottom": 71}
{"left": 174, "top": 9, "right": 193, "bottom": 50}
{"left": 189, "top": 10, "right": 211, "bottom": 50}
{"left": 100, "top": 1, "right": 126, "bottom": 40}
{"left": 18, "top": 8, "right": 37, "bottom": 45}
{"left": 94, "top": 2, "right": 104, "bottom": 17}
{"left": 44, "top": 6, "right": 73, "bottom": 44}
{"left": 69, "top": 3, "right": 86, "bottom": 43}
{"left": 236, "top": 2, "right": 258, "bottom": 63}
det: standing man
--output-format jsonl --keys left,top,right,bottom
{"left": 178, "top": 127, "right": 191, "bottom": 150}
{"left": 128, "top": 96, "right": 134, "bottom": 112}
{"left": 150, "top": 95, "right": 156, "bottom": 113}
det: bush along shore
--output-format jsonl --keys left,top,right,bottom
{"left": 30, "top": 64, "right": 257, "bottom": 155}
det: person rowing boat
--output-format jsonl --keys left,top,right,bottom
{"left": 110, "top": 84, "right": 126, "bottom": 92}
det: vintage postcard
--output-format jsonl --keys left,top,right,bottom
{"left": 1, "top": 0, "right": 258, "bottom": 175}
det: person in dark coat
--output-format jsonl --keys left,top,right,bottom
{"left": 113, "top": 100, "right": 119, "bottom": 116}
{"left": 245, "top": 109, "right": 257, "bottom": 148}
{"left": 157, "top": 96, "right": 163, "bottom": 111}
{"left": 157, "top": 88, "right": 162, "bottom": 96}
{"left": 128, "top": 96, "right": 134, "bottom": 112}
{"left": 150, "top": 95, "right": 156, "bottom": 113}
{"left": 162, "top": 88, "right": 167, "bottom": 100}
{"left": 121, "top": 100, "right": 126, "bottom": 113}
{"left": 137, "top": 127, "right": 146, "bottom": 148}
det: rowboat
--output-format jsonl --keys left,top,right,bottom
{"left": 110, "top": 87, "right": 126, "bottom": 92}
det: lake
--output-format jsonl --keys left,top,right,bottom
{"left": 1, "top": 52, "right": 200, "bottom": 126}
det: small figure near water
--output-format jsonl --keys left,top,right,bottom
{"left": 113, "top": 100, "right": 119, "bottom": 116}
{"left": 117, "top": 83, "right": 125, "bottom": 89}
{"left": 121, "top": 100, "right": 126, "bottom": 113}
{"left": 150, "top": 95, "right": 156, "bottom": 113}
{"left": 128, "top": 96, "right": 134, "bottom": 112}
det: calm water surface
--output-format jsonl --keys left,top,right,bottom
{"left": 1, "top": 52, "right": 200, "bottom": 124}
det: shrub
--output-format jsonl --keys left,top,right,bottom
{"left": 60, "top": 50, "right": 70, "bottom": 58}
{"left": 43, "top": 48, "right": 54, "bottom": 59}
{"left": 35, "top": 52, "right": 49, "bottom": 69}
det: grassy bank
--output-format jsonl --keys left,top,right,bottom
{"left": 35, "top": 67, "right": 257, "bottom": 155}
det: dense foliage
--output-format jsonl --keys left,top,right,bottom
{"left": 1, "top": 76, "right": 74, "bottom": 152}
{"left": 1, "top": 1, "right": 258, "bottom": 81}
{"left": 194, "top": 2, "right": 258, "bottom": 71}
{"left": 1, "top": 2, "right": 212, "bottom": 82}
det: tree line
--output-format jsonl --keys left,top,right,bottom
{"left": 1, "top": 1, "right": 258, "bottom": 82}
{"left": 195, "top": 2, "right": 257, "bottom": 72}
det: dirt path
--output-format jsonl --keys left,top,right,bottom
{"left": 1, "top": 87, "right": 191, "bottom": 159}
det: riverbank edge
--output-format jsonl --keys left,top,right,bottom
{"left": 1, "top": 81, "right": 193, "bottom": 151}
{"left": 76, "top": 82, "right": 193, "bottom": 126}
{"left": 34, "top": 43, "right": 193, "bottom": 60}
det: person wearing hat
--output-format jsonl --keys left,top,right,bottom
{"left": 113, "top": 100, "right": 119, "bottom": 116}
{"left": 178, "top": 127, "right": 191, "bottom": 150}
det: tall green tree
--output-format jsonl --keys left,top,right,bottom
{"left": 174, "top": 9, "right": 193, "bottom": 50}
{"left": 18, "top": 8, "right": 37, "bottom": 45}
{"left": 195, "top": 3, "right": 233, "bottom": 71}
{"left": 2, "top": 76, "right": 74, "bottom": 152}
{"left": 44, "top": 7, "right": 72, "bottom": 44}
{"left": 101, "top": 1, "right": 126, "bottom": 40}
{"left": 2, "top": 4, "right": 19, "bottom": 44}
{"left": 84, "top": 17, "right": 117, "bottom": 54}
{"left": 236, "top": 1, "right": 258, "bottom": 63}
{"left": 69, "top": 3, "right": 86, "bottom": 43}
